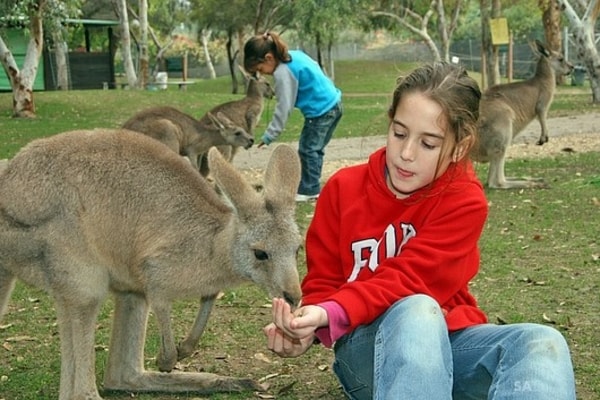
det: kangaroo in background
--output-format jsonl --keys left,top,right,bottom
{"left": 0, "top": 129, "right": 302, "bottom": 399}
{"left": 122, "top": 105, "right": 254, "bottom": 174}
{"left": 198, "top": 67, "right": 275, "bottom": 176}
{"left": 472, "top": 40, "right": 573, "bottom": 189}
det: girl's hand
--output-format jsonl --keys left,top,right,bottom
{"left": 263, "top": 323, "right": 314, "bottom": 358}
{"left": 271, "top": 298, "right": 328, "bottom": 339}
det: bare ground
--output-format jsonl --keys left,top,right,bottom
{"left": 233, "top": 113, "right": 600, "bottom": 183}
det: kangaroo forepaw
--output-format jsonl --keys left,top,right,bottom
{"left": 177, "top": 340, "right": 196, "bottom": 361}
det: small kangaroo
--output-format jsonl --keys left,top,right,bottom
{"left": 198, "top": 68, "right": 275, "bottom": 176}
{"left": 122, "top": 105, "right": 254, "bottom": 174}
{"left": 472, "top": 40, "right": 573, "bottom": 189}
{"left": 0, "top": 129, "right": 302, "bottom": 399}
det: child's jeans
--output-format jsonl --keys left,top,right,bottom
{"left": 297, "top": 101, "right": 343, "bottom": 196}
{"left": 332, "top": 294, "right": 576, "bottom": 400}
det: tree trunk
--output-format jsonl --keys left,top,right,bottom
{"left": 116, "top": 0, "right": 137, "bottom": 88}
{"left": 371, "top": 9, "right": 442, "bottom": 62}
{"left": 137, "top": 0, "right": 149, "bottom": 88}
{"left": 540, "top": 0, "right": 565, "bottom": 84}
{"left": 200, "top": 29, "right": 216, "bottom": 80}
{"left": 480, "top": 0, "right": 491, "bottom": 89}
{"left": 52, "top": 28, "right": 70, "bottom": 90}
{"left": 0, "top": 1, "right": 45, "bottom": 118}
{"left": 226, "top": 29, "right": 239, "bottom": 94}
{"left": 557, "top": 0, "right": 600, "bottom": 103}
{"left": 436, "top": 0, "right": 465, "bottom": 63}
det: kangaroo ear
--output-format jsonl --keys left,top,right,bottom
{"left": 533, "top": 40, "right": 549, "bottom": 58}
{"left": 215, "top": 111, "right": 236, "bottom": 128}
{"left": 206, "top": 112, "right": 224, "bottom": 130}
{"left": 208, "top": 147, "right": 259, "bottom": 212}
{"left": 263, "top": 144, "right": 301, "bottom": 208}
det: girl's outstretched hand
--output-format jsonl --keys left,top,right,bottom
{"left": 263, "top": 297, "right": 329, "bottom": 358}
{"left": 264, "top": 322, "right": 313, "bottom": 358}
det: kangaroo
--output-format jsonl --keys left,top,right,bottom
{"left": 0, "top": 129, "right": 302, "bottom": 399}
{"left": 198, "top": 68, "right": 275, "bottom": 176}
{"left": 122, "top": 105, "right": 254, "bottom": 174}
{"left": 472, "top": 40, "right": 573, "bottom": 189}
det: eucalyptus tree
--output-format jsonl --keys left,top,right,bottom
{"left": 291, "top": 0, "right": 363, "bottom": 79}
{"left": 190, "top": 0, "right": 294, "bottom": 93}
{"left": 370, "top": 0, "right": 465, "bottom": 63}
{"left": 556, "top": 0, "right": 600, "bottom": 103}
{"left": 0, "top": 0, "right": 80, "bottom": 117}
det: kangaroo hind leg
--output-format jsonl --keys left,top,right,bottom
{"left": 103, "top": 292, "right": 262, "bottom": 395}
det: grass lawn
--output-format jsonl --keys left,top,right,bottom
{"left": 0, "top": 60, "right": 599, "bottom": 399}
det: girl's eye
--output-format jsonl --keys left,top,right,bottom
{"left": 393, "top": 130, "right": 407, "bottom": 138}
{"left": 421, "top": 141, "right": 437, "bottom": 150}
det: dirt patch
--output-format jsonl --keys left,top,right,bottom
{"left": 234, "top": 113, "right": 600, "bottom": 185}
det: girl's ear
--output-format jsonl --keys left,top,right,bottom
{"left": 452, "top": 137, "right": 472, "bottom": 162}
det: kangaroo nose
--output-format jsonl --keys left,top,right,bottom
{"left": 283, "top": 291, "right": 299, "bottom": 308}
{"left": 245, "top": 138, "right": 254, "bottom": 149}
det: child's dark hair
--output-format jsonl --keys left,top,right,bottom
{"left": 389, "top": 62, "right": 481, "bottom": 161}
{"left": 243, "top": 32, "right": 291, "bottom": 73}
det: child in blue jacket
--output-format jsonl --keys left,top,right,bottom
{"left": 244, "top": 32, "right": 343, "bottom": 201}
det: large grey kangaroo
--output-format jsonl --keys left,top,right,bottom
{"left": 472, "top": 40, "right": 573, "bottom": 189}
{"left": 122, "top": 105, "right": 254, "bottom": 174}
{"left": 0, "top": 129, "right": 302, "bottom": 399}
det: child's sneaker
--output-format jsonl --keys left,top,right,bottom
{"left": 295, "top": 193, "right": 319, "bottom": 202}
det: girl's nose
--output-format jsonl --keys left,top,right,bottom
{"left": 400, "top": 139, "right": 417, "bottom": 161}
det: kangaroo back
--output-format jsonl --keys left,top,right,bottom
{"left": 122, "top": 106, "right": 253, "bottom": 172}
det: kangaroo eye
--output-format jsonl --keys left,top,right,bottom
{"left": 254, "top": 249, "right": 269, "bottom": 261}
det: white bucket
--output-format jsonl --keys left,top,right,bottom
{"left": 156, "top": 72, "right": 168, "bottom": 90}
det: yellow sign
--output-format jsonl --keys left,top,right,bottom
{"left": 490, "top": 18, "right": 509, "bottom": 45}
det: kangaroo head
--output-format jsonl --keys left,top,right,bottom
{"left": 206, "top": 111, "right": 254, "bottom": 149}
{"left": 533, "top": 39, "right": 574, "bottom": 77}
{"left": 238, "top": 65, "right": 275, "bottom": 100}
{"left": 208, "top": 144, "right": 302, "bottom": 307}
{"left": 253, "top": 74, "right": 275, "bottom": 100}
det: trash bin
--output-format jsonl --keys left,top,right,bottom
{"left": 571, "top": 65, "right": 586, "bottom": 86}
{"left": 156, "top": 72, "right": 168, "bottom": 90}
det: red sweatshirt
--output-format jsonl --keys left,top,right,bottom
{"left": 302, "top": 147, "right": 489, "bottom": 335}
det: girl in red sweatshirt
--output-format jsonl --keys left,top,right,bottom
{"left": 264, "top": 62, "right": 576, "bottom": 399}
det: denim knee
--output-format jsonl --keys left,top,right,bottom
{"left": 510, "top": 323, "right": 573, "bottom": 364}
{"left": 377, "top": 294, "right": 450, "bottom": 367}
{"left": 384, "top": 294, "right": 445, "bottom": 327}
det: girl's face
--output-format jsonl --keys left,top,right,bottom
{"left": 253, "top": 53, "right": 277, "bottom": 75}
{"left": 385, "top": 91, "right": 454, "bottom": 199}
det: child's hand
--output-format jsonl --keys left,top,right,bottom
{"left": 271, "top": 298, "right": 328, "bottom": 339}
{"left": 263, "top": 322, "right": 313, "bottom": 358}
{"left": 262, "top": 298, "right": 329, "bottom": 358}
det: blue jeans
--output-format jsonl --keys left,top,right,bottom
{"left": 297, "top": 101, "right": 343, "bottom": 196}
{"left": 333, "top": 294, "right": 576, "bottom": 400}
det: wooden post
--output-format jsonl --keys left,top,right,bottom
{"left": 481, "top": 49, "right": 487, "bottom": 91}
{"left": 507, "top": 31, "right": 513, "bottom": 82}
{"left": 183, "top": 51, "right": 188, "bottom": 82}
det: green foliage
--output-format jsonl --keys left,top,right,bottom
{"left": 454, "top": 0, "right": 544, "bottom": 41}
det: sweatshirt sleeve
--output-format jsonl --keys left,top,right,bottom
{"left": 302, "top": 163, "right": 488, "bottom": 332}
{"left": 262, "top": 65, "right": 298, "bottom": 144}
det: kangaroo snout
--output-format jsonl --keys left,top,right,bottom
{"left": 243, "top": 137, "right": 255, "bottom": 149}
{"left": 283, "top": 290, "right": 301, "bottom": 309}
